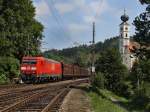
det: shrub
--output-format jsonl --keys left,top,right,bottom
{"left": 0, "top": 73, "right": 9, "bottom": 84}
{"left": 92, "top": 72, "right": 105, "bottom": 89}
{"left": 130, "top": 88, "right": 150, "bottom": 110}
{"left": 116, "top": 81, "right": 134, "bottom": 98}
{"left": 0, "top": 57, "right": 20, "bottom": 83}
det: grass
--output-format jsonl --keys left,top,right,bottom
{"left": 100, "top": 89, "right": 128, "bottom": 102}
{"left": 84, "top": 86, "right": 149, "bottom": 112}
{"left": 86, "top": 87, "right": 128, "bottom": 112}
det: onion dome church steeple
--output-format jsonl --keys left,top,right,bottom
{"left": 119, "top": 9, "right": 132, "bottom": 69}
{"left": 121, "top": 10, "right": 129, "bottom": 22}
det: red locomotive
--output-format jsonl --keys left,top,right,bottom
{"left": 20, "top": 56, "right": 90, "bottom": 83}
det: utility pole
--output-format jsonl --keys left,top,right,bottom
{"left": 28, "top": 35, "right": 29, "bottom": 56}
{"left": 91, "top": 22, "right": 95, "bottom": 75}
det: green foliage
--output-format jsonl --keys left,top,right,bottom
{"left": 146, "top": 103, "right": 150, "bottom": 111}
{"left": 133, "top": 4, "right": 150, "bottom": 60}
{"left": 87, "top": 88, "right": 128, "bottom": 112}
{"left": 130, "top": 89, "right": 149, "bottom": 111}
{"left": 0, "top": 73, "right": 8, "bottom": 84}
{"left": 130, "top": 59, "right": 150, "bottom": 97}
{"left": 43, "top": 45, "right": 91, "bottom": 67}
{"left": 43, "top": 37, "right": 119, "bottom": 67}
{"left": 139, "top": 0, "right": 150, "bottom": 4}
{"left": 140, "top": 59, "right": 150, "bottom": 82}
{"left": 102, "top": 36, "right": 119, "bottom": 51}
{"left": 0, "top": 57, "right": 20, "bottom": 82}
{"left": 127, "top": 1, "right": 150, "bottom": 111}
{"left": 92, "top": 72, "right": 105, "bottom": 89}
{"left": 95, "top": 48, "right": 129, "bottom": 95}
{"left": 0, "top": 0, "right": 44, "bottom": 60}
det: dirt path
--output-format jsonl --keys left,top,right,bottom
{"left": 59, "top": 88, "right": 92, "bottom": 112}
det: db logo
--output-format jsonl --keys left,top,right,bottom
{"left": 27, "top": 66, "right": 30, "bottom": 70}
{"left": 51, "top": 64, "right": 55, "bottom": 70}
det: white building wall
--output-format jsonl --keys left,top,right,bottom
{"left": 119, "top": 22, "right": 132, "bottom": 69}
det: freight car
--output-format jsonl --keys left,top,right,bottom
{"left": 20, "top": 56, "right": 90, "bottom": 83}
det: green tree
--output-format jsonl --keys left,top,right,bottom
{"left": 0, "top": 57, "right": 19, "bottom": 82}
{"left": 132, "top": 0, "right": 150, "bottom": 92}
{"left": 133, "top": 2, "right": 150, "bottom": 60}
{"left": 95, "top": 48, "right": 128, "bottom": 95}
{"left": 0, "top": 0, "right": 44, "bottom": 61}
{"left": 139, "top": 0, "right": 150, "bottom": 4}
{"left": 130, "top": 1, "right": 150, "bottom": 110}
{"left": 92, "top": 72, "right": 105, "bottom": 89}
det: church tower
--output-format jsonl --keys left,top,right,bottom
{"left": 119, "top": 10, "right": 132, "bottom": 69}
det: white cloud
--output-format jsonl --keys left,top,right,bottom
{"left": 34, "top": 0, "right": 51, "bottom": 16}
{"left": 72, "top": 0, "right": 86, "bottom": 7}
{"left": 53, "top": 0, "right": 110, "bottom": 23}
{"left": 83, "top": 0, "right": 110, "bottom": 23}
{"left": 55, "top": 3, "right": 75, "bottom": 14}
{"left": 68, "top": 23, "right": 90, "bottom": 37}
{"left": 83, "top": 16, "right": 96, "bottom": 23}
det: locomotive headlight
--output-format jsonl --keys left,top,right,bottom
{"left": 31, "top": 67, "right": 36, "bottom": 70}
{"left": 21, "top": 67, "right": 26, "bottom": 70}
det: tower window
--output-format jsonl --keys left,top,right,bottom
{"left": 120, "top": 27, "right": 123, "bottom": 31}
{"left": 126, "top": 33, "right": 128, "bottom": 37}
{"left": 120, "top": 33, "right": 122, "bottom": 37}
{"left": 125, "top": 27, "right": 128, "bottom": 30}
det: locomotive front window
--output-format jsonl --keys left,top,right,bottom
{"left": 22, "top": 60, "right": 37, "bottom": 64}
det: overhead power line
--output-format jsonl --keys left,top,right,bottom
{"left": 94, "top": 0, "right": 104, "bottom": 22}
{"left": 45, "top": 0, "right": 73, "bottom": 45}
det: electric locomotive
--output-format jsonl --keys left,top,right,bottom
{"left": 20, "top": 56, "right": 90, "bottom": 83}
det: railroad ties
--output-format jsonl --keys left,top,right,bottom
{"left": 0, "top": 78, "right": 89, "bottom": 112}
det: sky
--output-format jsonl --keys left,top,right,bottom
{"left": 32, "top": 0, "right": 146, "bottom": 50}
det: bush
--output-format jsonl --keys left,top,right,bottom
{"left": 130, "top": 88, "right": 150, "bottom": 110}
{"left": 0, "top": 73, "right": 9, "bottom": 84}
{"left": 0, "top": 57, "right": 20, "bottom": 83}
{"left": 116, "top": 81, "right": 134, "bottom": 98}
{"left": 146, "top": 103, "right": 150, "bottom": 112}
{"left": 95, "top": 48, "right": 129, "bottom": 95}
{"left": 92, "top": 72, "right": 105, "bottom": 89}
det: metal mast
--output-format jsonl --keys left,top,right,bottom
{"left": 92, "top": 22, "right": 95, "bottom": 74}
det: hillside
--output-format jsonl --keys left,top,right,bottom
{"left": 43, "top": 36, "right": 119, "bottom": 67}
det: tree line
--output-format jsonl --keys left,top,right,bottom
{"left": 0, "top": 0, "right": 43, "bottom": 83}
{"left": 93, "top": 0, "right": 150, "bottom": 111}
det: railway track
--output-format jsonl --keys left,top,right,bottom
{"left": 0, "top": 84, "right": 30, "bottom": 91}
{"left": 0, "top": 78, "right": 89, "bottom": 112}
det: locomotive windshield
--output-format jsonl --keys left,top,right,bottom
{"left": 22, "top": 60, "right": 37, "bottom": 64}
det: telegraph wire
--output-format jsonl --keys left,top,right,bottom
{"left": 45, "top": 0, "right": 74, "bottom": 45}
{"left": 94, "top": 0, "right": 104, "bottom": 22}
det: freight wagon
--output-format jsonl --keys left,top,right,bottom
{"left": 20, "top": 56, "right": 90, "bottom": 83}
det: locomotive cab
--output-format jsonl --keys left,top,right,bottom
{"left": 21, "top": 57, "right": 38, "bottom": 83}
{"left": 21, "top": 56, "right": 62, "bottom": 83}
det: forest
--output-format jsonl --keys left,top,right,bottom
{"left": 0, "top": 0, "right": 149, "bottom": 111}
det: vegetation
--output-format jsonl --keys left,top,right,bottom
{"left": 0, "top": 0, "right": 149, "bottom": 111}
{"left": 0, "top": 0, "right": 44, "bottom": 60}
{"left": 0, "top": 57, "right": 19, "bottom": 83}
{"left": 86, "top": 87, "right": 128, "bottom": 112}
{"left": 129, "top": 0, "right": 150, "bottom": 111}
{"left": 0, "top": 0, "right": 44, "bottom": 83}
{"left": 43, "top": 36, "right": 119, "bottom": 67}
{"left": 95, "top": 48, "right": 129, "bottom": 96}
{"left": 90, "top": 1, "right": 150, "bottom": 111}
{"left": 92, "top": 72, "right": 105, "bottom": 89}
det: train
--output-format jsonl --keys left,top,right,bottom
{"left": 20, "top": 56, "right": 90, "bottom": 83}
